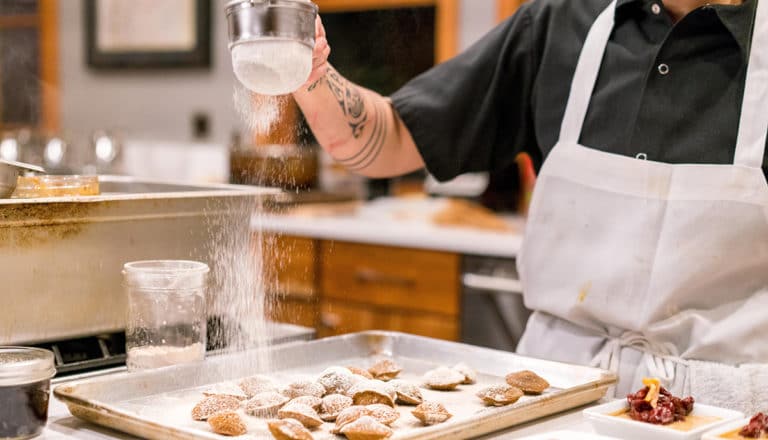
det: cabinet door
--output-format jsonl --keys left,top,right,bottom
{"left": 319, "top": 301, "right": 459, "bottom": 341}
{"left": 267, "top": 297, "right": 317, "bottom": 328}
{"left": 261, "top": 234, "right": 317, "bottom": 299}
{"left": 321, "top": 241, "right": 460, "bottom": 316}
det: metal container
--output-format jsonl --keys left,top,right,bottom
{"left": 225, "top": 0, "right": 318, "bottom": 50}
{"left": 0, "top": 159, "right": 45, "bottom": 198}
{"left": 54, "top": 331, "right": 618, "bottom": 440}
{"left": 0, "top": 176, "right": 279, "bottom": 345}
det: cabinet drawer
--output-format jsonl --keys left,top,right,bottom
{"left": 262, "top": 234, "right": 317, "bottom": 299}
{"left": 267, "top": 297, "right": 317, "bottom": 328}
{"left": 320, "top": 241, "right": 460, "bottom": 316}
{"left": 319, "top": 301, "right": 459, "bottom": 341}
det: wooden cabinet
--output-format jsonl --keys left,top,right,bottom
{"left": 319, "top": 301, "right": 459, "bottom": 340}
{"left": 320, "top": 241, "right": 460, "bottom": 316}
{"left": 262, "top": 235, "right": 318, "bottom": 327}
{"left": 262, "top": 235, "right": 462, "bottom": 341}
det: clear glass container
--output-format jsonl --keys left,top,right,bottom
{"left": 123, "top": 260, "right": 209, "bottom": 371}
{"left": 12, "top": 175, "right": 100, "bottom": 198}
{"left": 0, "top": 347, "right": 56, "bottom": 439}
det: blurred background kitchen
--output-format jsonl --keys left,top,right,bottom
{"left": 1, "top": 0, "right": 535, "bottom": 369}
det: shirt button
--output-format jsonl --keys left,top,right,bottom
{"left": 658, "top": 63, "right": 670, "bottom": 75}
{"left": 651, "top": 3, "right": 661, "bottom": 14}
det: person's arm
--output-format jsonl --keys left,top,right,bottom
{"left": 292, "top": 18, "right": 424, "bottom": 178}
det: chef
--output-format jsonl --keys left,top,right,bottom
{"left": 291, "top": 0, "right": 768, "bottom": 413}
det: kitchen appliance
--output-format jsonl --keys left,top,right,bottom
{"left": 461, "top": 254, "right": 530, "bottom": 351}
{"left": 225, "top": 0, "right": 318, "bottom": 95}
{"left": 0, "top": 159, "right": 45, "bottom": 198}
{"left": 0, "top": 176, "right": 278, "bottom": 347}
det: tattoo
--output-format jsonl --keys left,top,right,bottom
{"left": 307, "top": 78, "right": 322, "bottom": 92}
{"left": 326, "top": 68, "right": 369, "bottom": 138}
{"left": 338, "top": 100, "right": 387, "bottom": 171}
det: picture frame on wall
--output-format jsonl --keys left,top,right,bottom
{"left": 85, "top": 0, "right": 211, "bottom": 69}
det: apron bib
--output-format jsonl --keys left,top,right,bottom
{"left": 517, "top": 0, "right": 768, "bottom": 414}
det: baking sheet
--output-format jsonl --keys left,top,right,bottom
{"left": 54, "top": 331, "right": 617, "bottom": 440}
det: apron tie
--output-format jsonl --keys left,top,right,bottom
{"left": 590, "top": 331, "right": 684, "bottom": 397}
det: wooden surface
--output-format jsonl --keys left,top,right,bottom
{"left": 0, "top": 1, "right": 59, "bottom": 132}
{"left": 319, "top": 300, "right": 459, "bottom": 340}
{"left": 497, "top": 0, "right": 526, "bottom": 21}
{"left": 262, "top": 234, "right": 318, "bottom": 299}
{"left": 39, "top": 0, "right": 60, "bottom": 133}
{"left": 314, "top": 0, "right": 459, "bottom": 63}
{"left": 262, "top": 234, "right": 462, "bottom": 341}
{"left": 320, "top": 241, "right": 460, "bottom": 316}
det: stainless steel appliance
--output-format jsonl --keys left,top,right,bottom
{"left": 461, "top": 255, "right": 530, "bottom": 351}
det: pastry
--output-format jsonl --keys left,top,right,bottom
{"left": 318, "top": 366, "right": 356, "bottom": 395}
{"left": 347, "top": 366, "right": 374, "bottom": 380}
{"left": 191, "top": 395, "right": 241, "bottom": 421}
{"left": 366, "top": 404, "right": 400, "bottom": 426}
{"left": 452, "top": 363, "right": 477, "bottom": 385}
{"left": 277, "top": 402, "right": 323, "bottom": 429}
{"left": 423, "top": 367, "right": 465, "bottom": 391}
{"left": 282, "top": 380, "right": 326, "bottom": 399}
{"left": 368, "top": 359, "right": 402, "bottom": 381}
{"left": 332, "top": 406, "right": 370, "bottom": 434}
{"left": 412, "top": 402, "right": 452, "bottom": 426}
{"left": 203, "top": 382, "right": 248, "bottom": 401}
{"left": 289, "top": 396, "right": 322, "bottom": 411}
{"left": 208, "top": 411, "right": 247, "bottom": 436}
{"left": 339, "top": 415, "right": 393, "bottom": 440}
{"left": 267, "top": 418, "right": 314, "bottom": 440}
{"left": 476, "top": 385, "right": 524, "bottom": 406}
{"left": 239, "top": 375, "right": 278, "bottom": 398}
{"left": 505, "top": 370, "right": 550, "bottom": 395}
{"left": 349, "top": 380, "right": 396, "bottom": 407}
{"left": 245, "top": 391, "right": 290, "bottom": 417}
{"left": 319, "top": 394, "right": 353, "bottom": 422}
{"left": 388, "top": 379, "right": 423, "bottom": 405}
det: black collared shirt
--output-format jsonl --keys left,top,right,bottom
{"left": 390, "top": 0, "right": 764, "bottom": 181}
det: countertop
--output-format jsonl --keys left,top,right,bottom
{"left": 255, "top": 198, "right": 524, "bottom": 258}
{"left": 42, "top": 382, "right": 598, "bottom": 439}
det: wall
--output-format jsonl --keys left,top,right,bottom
{"left": 58, "top": 0, "right": 239, "bottom": 145}
{"left": 459, "top": 0, "right": 497, "bottom": 51}
{"left": 57, "top": 1, "right": 498, "bottom": 146}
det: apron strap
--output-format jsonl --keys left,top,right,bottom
{"left": 558, "top": 0, "right": 617, "bottom": 144}
{"left": 734, "top": 0, "right": 768, "bottom": 168}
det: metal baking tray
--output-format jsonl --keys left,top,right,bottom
{"left": 54, "top": 331, "right": 617, "bottom": 440}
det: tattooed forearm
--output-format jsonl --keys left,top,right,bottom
{"left": 326, "top": 68, "right": 369, "bottom": 138}
{"left": 337, "top": 100, "right": 388, "bottom": 171}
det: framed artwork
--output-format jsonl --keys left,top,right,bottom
{"left": 85, "top": 0, "right": 211, "bottom": 69}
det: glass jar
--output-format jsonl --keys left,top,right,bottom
{"left": 0, "top": 347, "right": 56, "bottom": 439}
{"left": 12, "top": 175, "right": 100, "bottom": 198}
{"left": 123, "top": 261, "right": 209, "bottom": 371}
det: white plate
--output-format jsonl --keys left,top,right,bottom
{"left": 584, "top": 399, "right": 744, "bottom": 440}
{"left": 702, "top": 417, "right": 754, "bottom": 439}
{"left": 516, "top": 430, "right": 621, "bottom": 440}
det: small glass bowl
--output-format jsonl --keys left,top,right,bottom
{"left": 12, "top": 175, "right": 100, "bottom": 198}
{"left": 0, "top": 347, "right": 56, "bottom": 439}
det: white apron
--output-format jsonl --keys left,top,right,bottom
{"left": 517, "top": 0, "right": 768, "bottom": 414}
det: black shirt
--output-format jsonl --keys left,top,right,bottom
{"left": 390, "top": 0, "right": 764, "bottom": 182}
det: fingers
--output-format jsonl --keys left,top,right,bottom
{"left": 315, "top": 15, "right": 326, "bottom": 39}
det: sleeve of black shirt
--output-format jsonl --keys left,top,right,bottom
{"left": 390, "top": 6, "right": 538, "bottom": 182}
